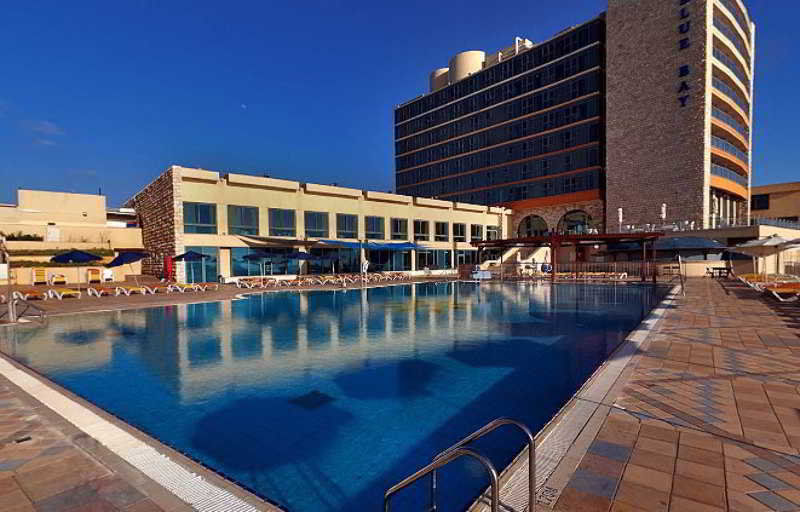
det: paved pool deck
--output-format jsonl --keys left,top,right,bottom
{"left": 543, "top": 278, "right": 800, "bottom": 512}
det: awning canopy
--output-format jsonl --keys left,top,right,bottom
{"left": 235, "top": 235, "right": 317, "bottom": 247}
{"left": 317, "top": 240, "right": 423, "bottom": 251}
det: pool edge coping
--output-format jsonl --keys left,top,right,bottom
{"left": 0, "top": 349, "right": 285, "bottom": 512}
{"left": 469, "top": 283, "right": 680, "bottom": 511}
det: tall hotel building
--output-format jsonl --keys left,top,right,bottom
{"left": 394, "top": 0, "right": 754, "bottom": 235}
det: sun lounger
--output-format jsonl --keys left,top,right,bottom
{"left": 116, "top": 285, "right": 149, "bottom": 296}
{"left": 86, "top": 268, "right": 102, "bottom": 284}
{"left": 31, "top": 268, "right": 48, "bottom": 286}
{"left": 88, "top": 286, "right": 118, "bottom": 297}
{"left": 48, "top": 288, "right": 82, "bottom": 300}
{"left": 143, "top": 284, "right": 172, "bottom": 294}
{"left": 766, "top": 285, "right": 800, "bottom": 303}
{"left": 13, "top": 289, "right": 48, "bottom": 301}
{"left": 236, "top": 277, "right": 261, "bottom": 289}
{"left": 194, "top": 282, "right": 220, "bottom": 291}
{"left": 168, "top": 283, "right": 198, "bottom": 293}
{"left": 49, "top": 273, "right": 67, "bottom": 286}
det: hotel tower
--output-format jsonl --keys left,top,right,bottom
{"left": 394, "top": 0, "right": 754, "bottom": 235}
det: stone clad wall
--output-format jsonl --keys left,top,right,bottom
{"left": 605, "top": 0, "right": 709, "bottom": 229}
{"left": 124, "top": 168, "right": 182, "bottom": 279}
{"left": 510, "top": 199, "right": 605, "bottom": 236}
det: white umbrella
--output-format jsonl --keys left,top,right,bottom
{"left": 732, "top": 235, "right": 788, "bottom": 279}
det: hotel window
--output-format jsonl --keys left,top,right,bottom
{"left": 453, "top": 223, "right": 467, "bottom": 242}
{"left": 304, "top": 211, "right": 328, "bottom": 238}
{"left": 471, "top": 224, "right": 483, "bottom": 241}
{"left": 751, "top": 194, "right": 769, "bottom": 211}
{"left": 337, "top": 214, "right": 358, "bottom": 239}
{"left": 434, "top": 222, "right": 449, "bottom": 242}
{"left": 391, "top": 218, "right": 408, "bottom": 240}
{"left": 365, "top": 216, "right": 385, "bottom": 240}
{"left": 183, "top": 202, "right": 217, "bottom": 234}
{"left": 414, "top": 220, "right": 430, "bottom": 241}
{"left": 227, "top": 205, "right": 258, "bottom": 236}
{"left": 268, "top": 208, "right": 296, "bottom": 237}
{"left": 486, "top": 226, "right": 500, "bottom": 241}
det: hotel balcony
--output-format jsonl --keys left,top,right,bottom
{"left": 711, "top": 134, "right": 749, "bottom": 176}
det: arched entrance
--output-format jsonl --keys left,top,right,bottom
{"left": 517, "top": 215, "right": 548, "bottom": 238}
{"left": 557, "top": 210, "right": 591, "bottom": 235}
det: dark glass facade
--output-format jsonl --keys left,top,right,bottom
{"left": 394, "top": 19, "right": 605, "bottom": 207}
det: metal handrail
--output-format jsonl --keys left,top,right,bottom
{"left": 432, "top": 418, "right": 535, "bottom": 512}
{"left": 384, "top": 448, "right": 499, "bottom": 512}
{"left": 13, "top": 299, "right": 47, "bottom": 324}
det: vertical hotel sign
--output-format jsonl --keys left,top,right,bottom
{"left": 678, "top": 0, "right": 692, "bottom": 107}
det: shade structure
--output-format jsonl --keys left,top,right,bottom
{"left": 51, "top": 250, "right": 104, "bottom": 284}
{"left": 732, "top": 235, "right": 789, "bottom": 277}
{"left": 105, "top": 251, "right": 146, "bottom": 268}
{"left": 173, "top": 250, "right": 209, "bottom": 283}
{"left": 51, "top": 249, "right": 103, "bottom": 264}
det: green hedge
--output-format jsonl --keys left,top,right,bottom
{"left": 8, "top": 248, "right": 115, "bottom": 257}
{"left": 0, "top": 230, "right": 44, "bottom": 241}
{"left": 9, "top": 260, "right": 108, "bottom": 268}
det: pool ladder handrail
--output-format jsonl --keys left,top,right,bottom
{"left": 384, "top": 417, "right": 535, "bottom": 512}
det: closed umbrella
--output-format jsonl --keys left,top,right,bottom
{"left": 173, "top": 250, "right": 209, "bottom": 283}
{"left": 51, "top": 249, "right": 103, "bottom": 284}
{"left": 732, "top": 235, "right": 788, "bottom": 279}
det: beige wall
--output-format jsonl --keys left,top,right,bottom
{"left": 751, "top": 183, "right": 800, "bottom": 220}
{"left": 0, "top": 189, "right": 107, "bottom": 226}
{"left": 135, "top": 166, "right": 512, "bottom": 279}
{"left": 7, "top": 262, "right": 142, "bottom": 286}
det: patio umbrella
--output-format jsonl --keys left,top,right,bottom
{"left": 106, "top": 251, "right": 147, "bottom": 285}
{"left": 173, "top": 250, "right": 209, "bottom": 283}
{"left": 732, "top": 235, "right": 788, "bottom": 279}
{"left": 51, "top": 249, "right": 103, "bottom": 284}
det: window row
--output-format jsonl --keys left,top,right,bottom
{"left": 183, "top": 203, "right": 497, "bottom": 242}
{"left": 396, "top": 48, "right": 601, "bottom": 139}
{"left": 395, "top": 21, "right": 603, "bottom": 124}
{"left": 423, "top": 169, "right": 601, "bottom": 206}
{"left": 397, "top": 146, "right": 600, "bottom": 195}
{"left": 396, "top": 96, "right": 600, "bottom": 169}
{"left": 396, "top": 121, "right": 601, "bottom": 186}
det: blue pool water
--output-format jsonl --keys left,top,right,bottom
{"left": 0, "top": 282, "right": 668, "bottom": 511}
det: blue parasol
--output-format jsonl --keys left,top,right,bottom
{"left": 51, "top": 250, "right": 103, "bottom": 284}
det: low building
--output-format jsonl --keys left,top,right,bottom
{"left": 751, "top": 182, "right": 800, "bottom": 224}
{"left": 125, "top": 166, "right": 513, "bottom": 283}
{"left": 0, "top": 189, "right": 144, "bottom": 285}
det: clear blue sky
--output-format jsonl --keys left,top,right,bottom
{"left": 0, "top": 0, "right": 795, "bottom": 206}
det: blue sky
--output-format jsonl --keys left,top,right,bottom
{"left": 0, "top": 1, "right": 795, "bottom": 206}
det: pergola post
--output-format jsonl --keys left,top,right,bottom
{"left": 641, "top": 241, "right": 646, "bottom": 282}
{"left": 652, "top": 240, "right": 658, "bottom": 284}
{"left": 551, "top": 236, "right": 558, "bottom": 283}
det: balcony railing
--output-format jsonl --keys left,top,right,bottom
{"left": 713, "top": 17, "right": 750, "bottom": 67}
{"left": 614, "top": 217, "right": 800, "bottom": 234}
{"left": 713, "top": 47, "right": 750, "bottom": 89}
{"left": 718, "top": 0, "right": 751, "bottom": 41}
{"left": 712, "top": 135, "right": 749, "bottom": 164}
{"left": 711, "top": 163, "right": 748, "bottom": 188}
{"left": 712, "top": 106, "right": 749, "bottom": 139}
{"left": 713, "top": 77, "right": 750, "bottom": 113}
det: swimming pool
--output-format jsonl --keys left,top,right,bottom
{"left": 0, "top": 282, "right": 669, "bottom": 511}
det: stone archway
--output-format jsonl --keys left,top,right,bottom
{"left": 557, "top": 210, "right": 592, "bottom": 235}
{"left": 517, "top": 215, "right": 549, "bottom": 237}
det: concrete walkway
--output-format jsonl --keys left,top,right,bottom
{"left": 551, "top": 278, "right": 800, "bottom": 511}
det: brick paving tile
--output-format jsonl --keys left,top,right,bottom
{"left": 551, "top": 279, "right": 800, "bottom": 511}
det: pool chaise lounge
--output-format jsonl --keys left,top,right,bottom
{"left": 48, "top": 288, "right": 82, "bottom": 300}
{"left": 12, "top": 289, "right": 48, "bottom": 301}
{"left": 116, "top": 285, "right": 149, "bottom": 296}
{"left": 88, "top": 286, "right": 120, "bottom": 297}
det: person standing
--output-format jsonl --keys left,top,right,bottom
{"left": 361, "top": 258, "right": 369, "bottom": 282}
